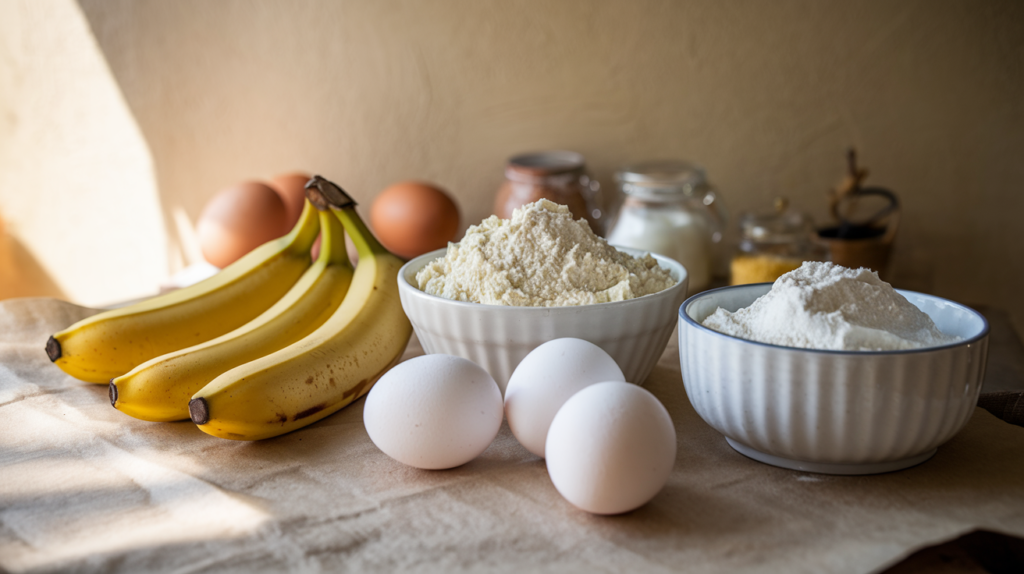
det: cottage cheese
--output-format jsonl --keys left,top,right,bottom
{"left": 416, "top": 200, "right": 676, "bottom": 307}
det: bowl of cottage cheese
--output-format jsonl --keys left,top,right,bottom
{"left": 397, "top": 199, "right": 689, "bottom": 392}
{"left": 678, "top": 262, "right": 989, "bottom": 475}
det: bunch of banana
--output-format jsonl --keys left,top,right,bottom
{"left": 109, "top": 207, "right": 354, "bottom": 422}
{"left": 46, "top": 200, "right": 321, "bottom": 383}
{"left": 48, "top": 175, "right": 413, "bottom": 441}
{"left": 188, "top": 176, "right": 413, "bottom": 440}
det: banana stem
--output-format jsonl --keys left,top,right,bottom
{"left": 317, "top": 210, "right": 351, "bottom": 266}
{"left": 333, "top": 206, "right": 387, "bottom": 260}
{"left": 303, "top": 175, "right": 391, "bottom": 260}
{"left": 304, "top": 175, "right": 355, "bottom": 210}
{"left": 286, "top": 200, "right": 321, "bottom": 253}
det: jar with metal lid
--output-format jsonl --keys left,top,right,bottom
{"left": 730, "top": 198, "right": 828, "bottom": 285}
{"left": 605, "top": 160, "right": 726, "bottom": 293}
{"left": 493, "top": 150, "right": 604, "bottom": 234}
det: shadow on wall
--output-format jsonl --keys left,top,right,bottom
{"left": 0, "top": 232, "right": 66, "bottom": 301}
{"left": 75, "top": 0, "right": 326, "bottom": 274}
{"left": 0, "top": 0, "right": 171, "bottom": 306}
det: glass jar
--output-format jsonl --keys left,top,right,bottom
{"left": 493, "top": 150, "right": 604, "bottom": 234}
{"left": 605, "top": 160, "right": 726, "bottom": 293}
{"left": 730, "top": 198, "right": 828, "bottom": 285}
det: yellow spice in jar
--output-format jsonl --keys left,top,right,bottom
{"left": 730, "top": 254, "right": 803, "bottom": 285}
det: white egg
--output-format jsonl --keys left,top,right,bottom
{"left": 363, "top": 354, "right": 503, "bottom": 470}
{"left": 546, "top": 381, "right": 676, "bottom": 515}
{"left": 504, "top": 338, "right": 625, "bottom": 458}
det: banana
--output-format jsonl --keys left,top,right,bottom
{"left": 109, "top": 208, "right": 354, "bottom": 422}
{"left": 47, "top": 199, "right": 321, "bottom": 384}
{"left": 189, "top": 176, "right": 413, "bottom": 441}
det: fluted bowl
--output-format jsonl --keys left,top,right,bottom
{"left": 679, "top": 283, "right": 989, "bottom": 475}
{"left": 398, "top": 247, "right": 689, "bottom": 393}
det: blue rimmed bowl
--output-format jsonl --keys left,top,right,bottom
{"left": 679, "top": 283, "right": 989, "bottom": 475}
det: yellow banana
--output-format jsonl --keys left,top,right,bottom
{"left": 47, "top": 200, "right": 321, "bottom": 384}
{"left": 189, "top": 176, "right": 412, "bottom": 441}
{"left": 109, "top": 208, "right": 353, "bottom": 422}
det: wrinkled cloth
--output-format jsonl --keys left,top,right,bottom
{"left": 1, "top": 297, "right": 1023, "bottom": 573}
{"left": 978, "top": 391, "right": 1024, "bottom": 427}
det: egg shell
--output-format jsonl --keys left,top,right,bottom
{"left": 268, "top": 172, "right": 312, "bottom": 228}
{"left": 369, "top": 181, "right": 459, "bottom": 260}
{"left": 504, "top": 338, "right": 625, "bottom": 458}
{"left": 545, "top": 381, "right": 677, "bottom": 515}
{"left": 197, "top": 181, "right": 289, "bottom": 269}
{"left": 363, "top": 354, "right": 503, "bottom": 470}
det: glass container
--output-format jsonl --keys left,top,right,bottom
{"left": 731, "top": 198, "right": 828, "bottom": 285}
{"left": 605, "top": 160, "right": 726, "bottom": 293}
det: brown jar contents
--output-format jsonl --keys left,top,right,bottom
{"left": 493, "top": 150, "right": 603, "bottom": 235}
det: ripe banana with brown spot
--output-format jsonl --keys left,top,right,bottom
{"left": 46, "top": 201, "right": 322, "bottom": 383}
{"left": 189, "top": 176, "right": 412, "bottom": 441}
{"left": 109, "top": 207, "right": 353, "bottom": 422}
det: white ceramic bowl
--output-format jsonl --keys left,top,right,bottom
{"left": 679, "top": 283, "right": 989, "bottom": 475}
{"left": 398, "top": 247, "right": 689, "bottom": 393}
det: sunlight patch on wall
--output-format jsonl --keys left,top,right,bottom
{"left": 0, "top": 0, "right": 171, "bottom": 307}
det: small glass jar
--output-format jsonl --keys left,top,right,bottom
{"left": 605, "top": 160, "right": 726, "bottom": 293}
{"left": 493, "top": 150, "right": 604, "bottom": 234}
{"left": 730, "top": 198, "right": 828, "bottom": 285}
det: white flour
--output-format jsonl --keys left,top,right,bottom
{"left": 702, "top": 262, "right": 961, "bottom": 351}
{"left": 416, "top": 199, "right": 676, "bottom": 306}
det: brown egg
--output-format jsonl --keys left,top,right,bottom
{"left": 370, "top": 181, "right": 460, "bottom": 260}
{"left": 268, "top": 172, "right": 312, "bottom": 228}
{"left": 197, "top": 181, "right": 290, "bottom": 268}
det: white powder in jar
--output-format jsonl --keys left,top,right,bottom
{"left": 606, "top": 201, "right": 711, "bottom": 292}
{"left": 416, "top": 199, "right": 676, "bottom": 307}
{"left": 702, "top": 261, "right": 961, "bottom": 351}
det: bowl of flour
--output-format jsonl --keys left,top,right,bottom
{"left": 398, "top": 200, "right": 689, "bottom": 391}
{"left": 678, "top": 262, "right": 989, "bottom": 475}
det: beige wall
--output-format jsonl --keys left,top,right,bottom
{"left": 2, "top": 0, "right": 1022, "bottom": 333}
{"left": 0, "top": 0, "right": 168, "bottom": 306}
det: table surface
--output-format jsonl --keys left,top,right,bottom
{"left": 1, "top": 297, "right": 1022, "bottom": 574}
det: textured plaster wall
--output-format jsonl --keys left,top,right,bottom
{"left": 2, "top": 0, "right": 1023, "bottom": 332}
{"left": 0, "top": 0, "right": 169, "bottom": 306}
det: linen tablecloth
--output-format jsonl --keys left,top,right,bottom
{"left": 2, "top": 297, "right": 1023, "bottom": 573}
